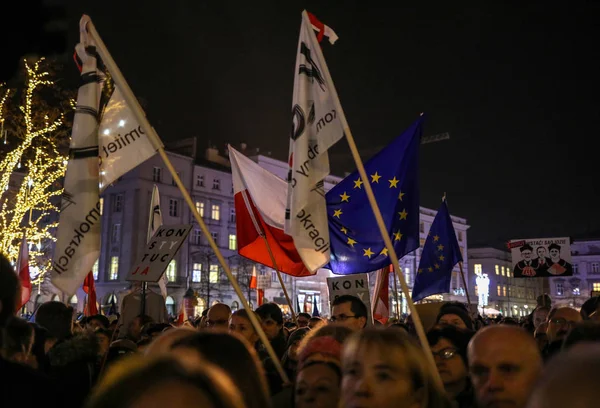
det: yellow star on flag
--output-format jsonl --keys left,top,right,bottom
{"left": 340, "top": 192, "right": 350, "bottom": 202}
{"left": 363, "top": 248, "right": 374, "bottom": 258}
{"left": 393, "top": 231, "right": 403, "bottom": 241}
{"left": 437, "top": 244, "right": 444, "bottom": 251}
{"left": 418, "top": 268, "right": 423, "bottom": 274}
{"left": 347, "top": 237, "right": 357, "bottom": 247}
{"left": 380, "top": 248, "right": 389, "bottom": 256}
{"left": 388, "top": 177, "right": 399, "bottom": 188}
{"left": 433, "top": 235, "right": 440, "bottom": 242}
{"left": 439, "top": 255, "right": 445, "bottom": 261}
{"left": 340, "top": 227, "right": 348, "bottom": 235}
{"left": 434, "top": 263, "right": 440, "bottom": 269}
{"left": 428, "top": 267, "right": 434, "bottom": 272}
{"left": 398, "top": 191, "right": 405, "bottom": 201}
{"left": 398, "top": 209, "right": 408, "bottom": 220}
{"left": 333, "top": 209, "right": 343, "bottom": 218}
{"left": 354, "top": 179, "right": 363, "bottom": 189}
{"left": 370, "top": 172, "right": 381, "bottom": 183}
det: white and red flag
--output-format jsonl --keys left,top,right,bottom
{"left": 372, "top": 266, "right": 391, "bottom": 324}
{"left": 16, "top": 235, "right": 32, "bottom": 309}
{"left": 285, "top": 11, "right": 347, "bottom": 272}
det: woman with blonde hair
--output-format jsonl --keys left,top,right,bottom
{"left": 341, "top": 328, "right": 451, "bottom": 408}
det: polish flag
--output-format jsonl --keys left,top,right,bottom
{"left": 17, "top": 235, "right": 32, "bottom": 309}
{"left": 82, "top": 271, "right": 98, "bottom": 316}
{"left": 229, "top": 146, "right": 312, "bottom": 277}
{"left": 372, "top": 266, "right": 391, "bottom": 324}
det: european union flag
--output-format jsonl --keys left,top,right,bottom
{"left": 324, "top": 116, "right": 423, "bottom": 274}
{"left": 412, "top": 200, "right": 463, "bottom": 302}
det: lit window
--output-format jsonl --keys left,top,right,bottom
{"left": 169, "top": 199, "right": 179, "bottom": 217}
{"left": 556, "top": 283, "right": 564, "bottom": 296}
{"left": 209, "top": 264, "right": 219, "bottom": 283}
{"left": 573, "top": 287, "right": 580, "bottom": 296}
{"left": 501, "top": 266, "right": 505, "bottom": 276}
{"left": 153, "top": 167, "right": 162, "bottom": 182}
{"left": 99, "top": 198, "right": 104, "bottom": 215}
{"left": 211, "top": 232, "right": 219, "bottom": 245}
{"left": 111, "top": 223, "right": 121, "bottom": 244}
{"left": 113, "top": 194, "right": 123, "bottom": 212}
{"left": 196, "top": 174, "right": 204, "bottom": 187}
{"left": 211, "top": 204, "right": 220, "bottom": 220}
{"left": 495, "top": 265, "right": 499, "bottom": 275}
{"left": 593, "top": 282, "right": 600, "bottom": 292}
{"left": 213, "top": 179, "right": 220, "bottom": 190}
{"left": 192, "top": 229, "right": 202, "bottom": 245}
{"left": 165, "top": 296, "right": 175, "bottom": 316}
{"left": 405, "top": 268, "right": 410, "bottom": 286}
{"left": 92, "top": 259, "right": 99, "bottom": 280}
{"left": 229, "top": 234, "right": 237, "bottom": 250}
{"left": 474, "top": 264, "right": 482, "bottom": 275}
{"left": 230, "top": 208, "right": 236, "bottom": 223}
{"left": 110, "top": 256, "right": 119, "bottom": 280}
{"left": 195, "top": 201, "right": 204, "bottom": 217}
{"left": 506, "top": 268, "right": 511, "bottom": 277}
{"left": 192, "top": 263, "right": 202, "bottom": 282}
{"left": 497, "top": 285, "right": 501, "bottom": 296}
{"left": 503, "top": 286, "right": 507, "bottom": 297}
{"left": 166, "top": 260, "right": 177, "bottom": 282}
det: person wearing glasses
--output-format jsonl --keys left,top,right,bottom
{"left": 427, "top": 325, "right": 475, "bottom": 408}
{"left": 206, "top": 303, "right": 232, "bottom": 332}
{"left": 330, "top": 295, "right": 368, "bottom": 331}
{"left": 543, "top": 306, "right": 582, "bottom": 360}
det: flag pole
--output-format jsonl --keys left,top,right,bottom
{"left": 84, "top": 16, "right": 290, "bottom": 385}
{"left": 300, "top": 10, "right": 442, "bottom": 388}
{"left": 458, "top": 262, "right": 472, "bottom": 307}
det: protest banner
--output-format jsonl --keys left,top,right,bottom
{"left": 327, "top": 273, "right": 373, "bottom": 325}
{"left": 508, "top": 237, "right": 572, "bottom": 278}
{"left": 127, "top": 224, "right": 192, "bottom": 282}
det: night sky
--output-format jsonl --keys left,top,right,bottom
{"left": 12, "top": 2, "right": 600, "bottom": 248}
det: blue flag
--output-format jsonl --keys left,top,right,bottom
{"left": 412, "top": 200, "right": 463, "bottom": 302}
{"left": 324, "top": 116, "right": 423, "bottom": 274}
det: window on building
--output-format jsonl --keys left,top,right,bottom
{"left": 501, "top": 266, "right": 505, "bottom": 276}
{"left": 508, "top": 286, "right": 512, "bottom": 297}
{"left": 229, "top": 234, "right": 237, "bottom": 250}
{"left": 474, "top": 264, "right": 482, "bottom": 275}
{"left": 405, "top": 268, "right": 411, "bottom": 286}
{"left": 272, "top": 271, "right": 278, "bottom": 283}
{"left": 556, "top": 283, "right": 564, "bottom": 296}
{"left": 195, "top": 201, "right": 204, "bottom": 217}
{"left": 192, "top": 263, "right": 202, "bottom": 283}
{"left": 165, "top": 296, "right": 175, "bottom": 316}
{"left": 495, "top": 265, "right": 499, "bottom": 275}
{"left": 111, "top": 223, "right": 121, "bottom": 244}
{"left": 573, "top": 286, "right": 580, "bottom": 296}
{"left": 211, "top": 204, "right": 220, "bottom": 220}
{"left": 99, "top": 198, "right": 104, "bottom": 215}
{"left": 503, "top": 286, "right": 507, "bottom": 297}
{"left": 113, "top": 194, "right": 123, "bottom": 212}
{"left": 166, "top": 260, "right": 177, "bottom": 282}
{"left": 213, "top": 178, "right": 220, "bottom": 190}
{"left": 153, "top": 166, "right": 162, "bottom": 182}
{"left": 171, "top": 172, "right": 180, "bottom": 186}
{"left": 229, "top": 208, "right": 236, "bottom": 223}
{"left": 69, "top": 295, "right": 78, "bottom": 307}
{"left": 211, "top": 232, "right": 219, "bottom": 245}
{"left": 209, "top": 264, "right": 219, "bottom": 283}
{"left": 592, "top": 263, "right": 599, "bottom": 274}
{"left": 109, "top": 256, "right": 119, "bottom": 280}
{"left": 573, "top": 263, "right": 579, "bottom": 275}
{"left": 497, "top": 285, "right": 501, "bottom": 296}
{"left": 458, "top": 231, "right": 463, "bottom": 242}
{"left": 169, "top": 199, "right": 179, "bottom": 217}
{"left": 474, "top": 285, "right": 479, "bottom": 297}
{"left": 192, "top": 229, "right": 202, "bottom": 245}
{"left": 420, "top": 222, "right": 424, "bottom": 233}
{"left": 593, "top": 282, "right": 600, "bottom": 292}
{"left": 196, "top": 174, "right": 204, "bottom": 187}
{"left": 231, "top": 301, "right": 239, "bottom": 312}
{"left": 92, "top": 259, "right": 99, "bottom": 281}
{"left": 528, "top": 288, "right": 534, "bottom": 299}
{"left": 506, "top": 267, "right": 511, "bottom": 278}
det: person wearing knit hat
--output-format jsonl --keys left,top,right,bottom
{"left": 436, "top": 302, "right": 474, "bottom": 330}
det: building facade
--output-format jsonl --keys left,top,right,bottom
{"left": 547, "top": 238, "right": 600, "bottom": 308}
{"left": 468, "top": 247, "right": 544, "bottom": 317}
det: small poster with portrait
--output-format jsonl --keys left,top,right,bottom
{"left": 508, "top": 237, "right": 572, "bottom": 278}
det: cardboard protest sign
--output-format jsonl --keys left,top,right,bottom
{"left": 127, "top": 224, "right": 192, "bottom": 282}
{"left": 327, "top": 273, "right": 373, "bottom": 325}
{"left": 257, "top": 275, "right": 271, "bottom": 290}
{"left": 508, "top": 237, "right": 572, "bottom": 278}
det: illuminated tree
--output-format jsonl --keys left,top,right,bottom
{"left": 0, "top": 58, "right": 73, "bottom": 288}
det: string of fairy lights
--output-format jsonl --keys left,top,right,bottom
{"left": 0, "top": 58, "right": 71, "bottom": 287}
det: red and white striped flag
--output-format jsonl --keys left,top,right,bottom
{"left": 16, "top": 235, "right": 32, "bottom": 309}
{"left": 82, "top": 271, "right": 98, "bottom": 315}
{"left": 372, "top": 266, "right": 391, "bottom": 324}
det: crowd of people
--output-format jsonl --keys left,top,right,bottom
{"left": 2, "top": 253, "right": 600, "bottom": 407}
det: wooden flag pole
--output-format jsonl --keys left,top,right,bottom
{"left": 458, "top": 262, "right": 473, "bottom": 307}
{"left": 85, "top": 16, "right": 290, "bottom": 385}
{"left": 300, "top": 10, "right": 443, "bottom": 388}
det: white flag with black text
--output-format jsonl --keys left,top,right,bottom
{"left": 285, "top": 11, "right": 346, "bottom": 272}
{"left": 148, "top": 184, "right": 168, "bottom": 297}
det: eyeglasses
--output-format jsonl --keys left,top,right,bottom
{"left": 206, "top": 319, "right": 229, "bottom": 327}
{"left": 549, "top": 318, "right": 575, "bottom": 326}
{"left": 329, "top": 314, "right": 359, "bottom": 323}
{"left": 432, "top": 348, "right": 458, "bottom": 360}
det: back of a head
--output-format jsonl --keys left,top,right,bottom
{"left": 171, "top": 331, "right": 269, "bottom": 408}
{"left": 0, "top": 317, "right": 34, "bottom": 359}
{"left": 527, "top": 344, "right": 600, "bottom": 408}
{"left": 255, "top": 302, "right": 283, "bottom": 325}
{"left": 562, "top": 321, "right": 600, "bottom": 351}
{"left": 35, "top": 301, "right": 73, "bottom": 341}
{"left": 86, "top": 356, "right": 247, "bottom": 408}
{"left": 0, "top": 254, "right": 19, "bottom": 327}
